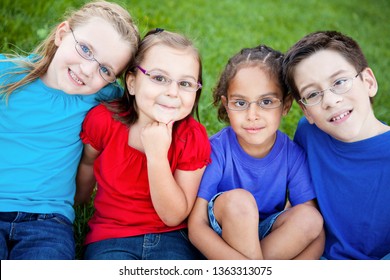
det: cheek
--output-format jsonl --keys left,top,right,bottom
{"left": 226, "top": 112, "right": 243, "bottom": 128}
{"left": 301, "top": 107, "right": 317, "bottom": 124}
{"left": 182, "top": 94, "right": 197, "bottom": 110}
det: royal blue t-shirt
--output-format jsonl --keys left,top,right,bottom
{"left": 294, "top": 117, "right": 390, "bottom": 259}
{"left": 198, "top": 126, "right": 315, "bottom": 220}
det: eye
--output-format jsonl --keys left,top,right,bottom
{"left": 99, "top": 65, "right": 112, "bottom": 76}
{"left": 333, "top": 78, "right": 349, "bottom": 88}
{"left": 232, "top": 100, "right": 248, "bottom": 108}
{"left": 260, "top": 98, "right": 273, "bottom": 106}
{"left": 305, "top": 91, "right": 321, "bottom": 100}
{"left": 179, "top": 80, "right": 195, "bottom": 88}
{"left": 78, "top": 43, "right": 93, "bottom": 58}
{"left": 149, "top": 73, "right": 169, "bottom": 84}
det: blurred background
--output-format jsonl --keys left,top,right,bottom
{"left": 1, "top": 0, "right": 389, "bottom": 137}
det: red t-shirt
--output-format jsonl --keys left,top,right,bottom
{"left": 80, "top": 104, "right": 211, "bottom": 244}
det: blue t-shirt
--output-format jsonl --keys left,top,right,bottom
{"left": 294, "top": 117, "right": 390, "bottom": 259}
{"left": 0, "top": 55, "right": 122, "bottom": 222}
{"left": 197, "top": 126, "right": 315, "bottom": 220}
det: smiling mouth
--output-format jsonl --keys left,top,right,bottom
{"left": 158, "top": 104, "right": 177, "bottom": 111}
{"left": 330, "top": 110, "right": 351, "bottom": 122}
{"left": 69, "top": 69, "right": 84, "bottom": 85}
{"left": 245, "top": 127, "right": 263, "bottom": 133}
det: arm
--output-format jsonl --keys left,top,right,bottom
{"left": 142, "top": 121, "right": 206, "bottom": 226}
{"left": 74, "top": 144, "right": 100, "bottom": 205}
{"left": 188, "top": 197, "right": 250, "bottom": 260}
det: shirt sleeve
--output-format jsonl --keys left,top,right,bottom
{"left": 196, "top": 146, "right": 225, "bottom": 201}
{"left": 287, "top": 139, "right": 316, "bottom": 205}
{"left": 80, "top": 104, "right": 112, "bottom": 152}
{"left": 174, "top": 117, "right": 211, "bottom": 171}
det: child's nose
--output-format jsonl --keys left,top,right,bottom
{"left": 166, "top": 81, "right": 180, "bottom": 97}
{"left": 246, "top": 102, "right": 260, "bottom": 120}
{"left": 321, "top": 89, "right": 343, "bottom": 109}
{"left": 79, "top": 60, "right": 99, "bottom": 78}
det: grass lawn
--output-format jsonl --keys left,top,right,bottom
{"left": 2, "top": 0, "right": 390, "bottom": 258}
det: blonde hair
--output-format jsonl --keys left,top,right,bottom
{"left": 0, "top": 1, "right": 140, "bottom": 100}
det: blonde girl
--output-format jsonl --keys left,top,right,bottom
{"left": 0, "top": 1, "right": 139, "bottom": 259}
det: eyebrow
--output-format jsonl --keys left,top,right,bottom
{"left": 299, "top": 69, "right": 350, "bottom": 93}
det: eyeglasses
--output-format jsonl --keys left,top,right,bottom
{"left": 299, "top": 73, "right": 360, "bottom": 106}
{"left": 226, "top": 96, "right": 282, "bottom": 111}
{"left": 136, "top": 66, "right": 202, "bottom": 92}
{"left": 70, "top": 28, "right": 116, "bottom": 83}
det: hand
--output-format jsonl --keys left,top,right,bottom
{"left": 141, "top": 120, "right": 174, "bottom": 160}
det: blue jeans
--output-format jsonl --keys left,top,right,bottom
{"left": 84, "top": 229, "right": 204, "bottom": 260}
{"left": 0, "top": 212, "right": 75, "bottom": 260}
{"left": 382, "top": 253, "right": 390, "bottom": 260}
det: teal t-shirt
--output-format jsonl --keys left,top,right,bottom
{"left": 0, "top": 55, "right": 122, "bottom": 222}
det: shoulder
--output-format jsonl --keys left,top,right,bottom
{"left": 275, "top": 130, "right": 305, "bottom": 156}
{"left": 173, "top": 117, "right": 211, "bottom": 168}
{"left": 81, "top": 104, "right": 119, "bottom": 149}
{"left": 175, "top": 116, "right": 209, "bottom": 141}
{"left": 0, "top": 55, "right": 24, "bottom": 75}
{"left": 296, "top": 117, "right": 312, "bottom": 130}
{"left": 87, "top": 103, "right": 112, "bottom": 117}
{"left": 278, "top": 130, "right": 302, "bottom": 149}
{"left": 294, "top": 117, "right": 323, "bottom": 146}
{"left": 83, "top": 103, "right": 115, "bottom": 129}
{"left": 209, "top": 126, "right": 232, "bottom": 145}
{"left": 94, "top": 83, "right": 123, "bottom": 101}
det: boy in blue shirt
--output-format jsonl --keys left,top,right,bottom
{"left": 283, "top": 31, "right": 390, "bottom": 260}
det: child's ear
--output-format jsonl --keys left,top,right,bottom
{"left": 54, "top": 21, "right": 70, "bottom": 47}
{"left": 362, "top": 67, "right": 378, "bottom": 98}
{"left": 282, "top": 94, "right": 293, "bottom": 116}
{"left": 126, "top": 72, "right": 136, "bottom": 95}
{"left": 221, "top": 95, "right": 228, "bottom": 107}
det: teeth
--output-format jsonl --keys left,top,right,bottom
{"left": 332, "top": 111, "right": 350, "bottom": 121}
{"left": 69, "top": 70, "right": 83, "bottom": 85}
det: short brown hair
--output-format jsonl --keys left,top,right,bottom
{"left": 282, "top": 31, "right": 368, "bottom": 102}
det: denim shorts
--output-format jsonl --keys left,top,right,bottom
{"left": 208, "top": 192, "right": 285, "bottom": 239}
{"left": 84, "top": 229, "right": 205, "bottom": 260}
{"left": 0, "top": 211, "right": 75, "bottom": 260}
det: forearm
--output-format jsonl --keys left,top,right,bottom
{"left": 188, "top": 198, "right": 250, "bottom": 260}
{"left": 147, "top": 159, "right": 190, "bottom": 226}
{"left": 189, "top": 220, "right": 249, "bottom": 260}
{"left": 75, "top": 161, "right": 96, "bottom": 205}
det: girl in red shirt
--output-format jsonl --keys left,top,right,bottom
{"left": 75, "top": 28, "right": 211, "bottom": 260}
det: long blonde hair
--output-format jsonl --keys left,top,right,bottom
{"left": 0, "top": 1, "right": 140, "bottom": 100}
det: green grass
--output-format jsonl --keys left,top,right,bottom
{"left": 2, "top": 0, "right": 390, "bottom": 259}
